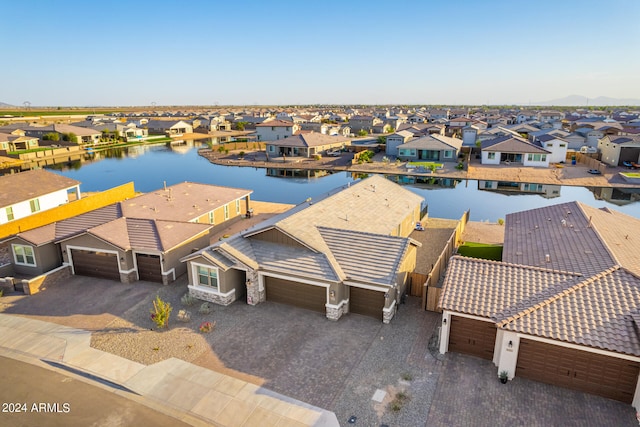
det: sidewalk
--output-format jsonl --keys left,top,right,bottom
{"left": 0, "top": 313, "right": 339, "bottom": 427}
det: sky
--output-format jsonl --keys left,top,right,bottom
{"left": 2, "top": 0, "right": 639, "bottom": 106}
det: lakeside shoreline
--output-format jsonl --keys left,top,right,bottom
{"left": 198, "top": 148, "right": 640, "bottom": 189}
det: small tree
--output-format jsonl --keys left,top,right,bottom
{"left": 150, "top": 296, "right": 172, "bottom": 329}
{"left": 43, "top": 132, "right": 60, "bottom": 141}
{"left": 357, "top": 129, "right": 368, "bottom": 136}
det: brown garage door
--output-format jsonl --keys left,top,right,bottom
{"left": 71, "top": 249, "right": 120, "bottom": 281}
{"left": 265, "top": 277, "right": 326, "bottom": 313}
{"left": 136, "top": 253, "right": 162, "bottom": 283}
{"left": 448, "top": 315, "right": 496, "bottom": 360}
{"left": 517, "top": 338, "right": 640, "bottom": 404}
{"left": 350, "top": 286, "right": 385, "bottom": 320}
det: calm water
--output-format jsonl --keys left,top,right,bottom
{"left": 45, "top": 142, "right": 640, "bottom": 222}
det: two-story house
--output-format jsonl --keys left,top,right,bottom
{"left": 255, "top": 120, "right": 298, "bottom": 141}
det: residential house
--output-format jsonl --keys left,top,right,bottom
{"left": 181, "top": 175, "right": 424, "bottom": 323}
{"left": 2, "top": 124, "right": 101, "bottom": 146}
{"left": 481, "top": 135, "right": 551, "bottom": 167}
{"left": 598, "top": 135, "right": 640, "bottom": 166}
{"left": 0, "top": 170, "right": 80, "bottom": 225}
{"left": 532, "top": 134, "right": 569, "bottom": 163}
{"left": 478, "top": 180, "right": 560, "bottom": 198}
{"left": 515, "top": 110, "right": 538, "bottom": 123}
{"left": 438, "top": 201, "right": 640, "bottom": 407}
{"left": 145, "top": 120, "right": 193, "bottom": 136}
{"left": 348, "top": 115, "right": 381, "bottom": 134}
{"left": 385, "top": 130, "right": 415, "bottom": 156}
{"left": 0, "top": 131, "right": 39, "bottom": 151}
{"left": 265, "top": 133, "right": 350, "bottom": 158}
{"left": 396, "top": 135, "right": 462, "bottom": 162}
{"left": 255, "top": 119, "right": 298, "bottom": 141}
{"left": 5, "top": 183, "right": 252, "bottom": 284}
{"left": 461, "top": 125, "right": 479, "bottom": 147}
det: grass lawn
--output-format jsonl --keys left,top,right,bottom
{"left": 408, "top": 161, "right": 443, "bottom": 168}
{"left": 457, "top": 242, "right": 503, "bottom": 261}
{"left": 621, "top": 172, "right": 640, "bottom": 178}
{"left": 8, "top": 147, "right": 55, "bottom": 155}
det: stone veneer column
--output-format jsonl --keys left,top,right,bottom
{"left": 325, "top": 304, "right": 345, "bottom": 321}
{"left": 383, "top": 304, "right": 397, "bottom": 324}
{"left": 245, "top": 269, "right": 263, "bottom": 305}
{"left": 120, "top": 271, "right": 137, "bottom": 284}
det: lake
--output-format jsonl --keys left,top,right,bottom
{"left": 45, "top": 142, "right": 640, "bottom": 222}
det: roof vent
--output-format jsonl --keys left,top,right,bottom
{"left": 545, "top": 254, "right": 550, "bottom": 263}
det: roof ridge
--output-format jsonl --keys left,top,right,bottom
{"left": 574, "top": 202, "right": 623, "bottom": 268}
{"left": 451, "top": 254, "right": 582, "bottom": 276}
{"left": 496, "top": 265, "right": 621, "bottom": 327}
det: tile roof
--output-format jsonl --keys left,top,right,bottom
{"left": 482, "top": 135, "right": 550, "bottom": 154}
{"left": 190, "top": 176, "right": 423, "bottom": 287}
{"left": 0, "top": 169, "right": 80, "bottom": 209}
{"left": 255, "top": 119, "right": 294, "bottom": 127}
{"left": 397, "top": 135, "right": 462, "bottom": 151}
{"left": 265, "top": 133, "right": 350, "bottom": 148}
{"left": 441, "top": 200, "right": 640, "bottom": 357}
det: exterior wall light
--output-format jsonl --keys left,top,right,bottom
{"left": 442, "top": 318, "right": 447, "bottom": 324}
{"left": 508, "top": 340, "right": 513, "bottom": 349}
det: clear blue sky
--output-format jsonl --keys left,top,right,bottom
{"left": 2, "top": 0, "right": 639, "bottom": 106}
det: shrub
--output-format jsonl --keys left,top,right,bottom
{"left": 497, "top": 218, "right": 505, "bottom": 225}
{"left": 238, "top": 151, "right": 245, "bottom": 158}
{"left": 456, "top": 162, "right": 464, "bottom": 170}
{"left": 401, "top": 372, "right": 413, "bottom": 381}
{"left": 198, "top": 302, "right": 212, "bottom": 314}
{"left": 181, "top": 292, "right": 196, "bottom": 306}
{"left": 199, "top": 321, "right": 215, "bottom": 333}
{"left": 0, "top": 289, "right": 3, "bottom": 298}
{"left": 177, "top": 309, "right": 191, "bottom": 323}
{"left": 150, "top": 296, "right": 172, "bottom": 329}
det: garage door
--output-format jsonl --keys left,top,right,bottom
{"left": 350, "top": 286, "right": 385, "bottom": 320}
{"left": 71, "top": 249, "right": 120, "bottom": 281}
{"left": 265, "top": 277, "right": 326, "bottom": 313}
{"left": 517, "top": 339, "right": 640, "bottom": 404}
{"left": 136, "top": 253, "right": 162, "bottom": 283}
{"left": 448, "top": 315, "right": 496, "bottom": 360}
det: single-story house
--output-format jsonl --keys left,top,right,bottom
{"left": 439, "top": 201, "right": 640, "bottom": 407}
{"left": 0, "top": 132, "right": 39, "bottom": 151}
{"left": 0, "top": 169, "right": 80, "bottom": 225}
{"left": 5, "top": 182, "right": 252, "bottom": 284}
{"left": 598, "top": 135, "right": 640, "bottom": 167}
{"left": 181, "top": 175, "right": 424, "bottom": 323}
{"left": 9, "top": 124, "right": 101, "bottom": 146}
{"left": 145, "top": 120, "right": 193, "bottom": 136}
{"left": 265, "top": 133, "right": 350, "bottom": 158}
{"left": 481, "top": 135, "right": 551, "bottom": 166}
{"left": 396, "top": 135, "right": 462, "bottom": 162}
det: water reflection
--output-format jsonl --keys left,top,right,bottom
{"left": 266, "top": 168, "right": 333, "bottom": 179}
{"left": 478, "top": 180, "right": 561, "bottom": 198}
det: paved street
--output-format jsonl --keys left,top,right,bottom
{"left": 0, "top": 356, "right": 191, "bottom": 427}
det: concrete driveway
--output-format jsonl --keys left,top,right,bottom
{"left": 0, "top": 276, "right": 637, "bottom": 426}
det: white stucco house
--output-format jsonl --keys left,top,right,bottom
{"left": 255, "top": 120, "right": 298, "bottom": 141}
{"left": 0, "top": 170, "right": 81, "bottom": 225}
{"left": 598, "top": 135, "right": 640, "bottom": 167}
{"left": 532, "top": 134, "right": 569, "bottom": 163}
{"left": 481, "top": 135, "right": 550, "bottom": 167}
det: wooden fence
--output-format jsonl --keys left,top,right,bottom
{"left": 565, "top": 152, "right": 606, "bottom": 172}
{"left": 420, "top": 209, "right": 470, "bottom": 312}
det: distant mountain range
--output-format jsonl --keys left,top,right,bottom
{"left": 0, "top": 102, "right": 14, "bottom": 107}
{"left": 531, "top": 95, "right": 640, "bottom": 107}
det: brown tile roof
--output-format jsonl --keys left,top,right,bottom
{"left": 439, "top": 256, "right": 581, "bottom": 318}
{"left": 255, "top": 120, "right": 294, "bottom": 127}
{"left": 441, "top": 201, "right": 640, "bottom": 357}
{"left": 0, "top": 170, "right": 80, "bottom": 209}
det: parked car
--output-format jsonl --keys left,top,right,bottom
{"left": 325, "top": 149, "right": 342, "bottom": 157}
{"left": 587, "top": 169, "right": 602, "bottom": 175}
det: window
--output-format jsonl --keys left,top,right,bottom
{"left": 269, "top": 145, "right": 275, "bottom": 152}
{"left": 235, "top": 199, "right": 241, "bottom": 214}
{"left": 6, "top": 207, "right": 14, "bottom": 221}
{"left": 30, "top": 198, "right": 40, "bottom": 213}
{"left": 541, "top": 154, "right": 547, "bottom": 162}
{"left": 444, "top": 150, "right": 453, "bottom": 158}
{"left": 224, "top": 204, "right": 229, "bottom": 220}
{"left": 197, "top": 266, "right": 218, "bottom": 291}
{"left": 547, "top": 143, "right": 553, "bottom": 147}
{"left": 484, "top": 181, "right": 493, "bottom": 189}
{"left": 559, "top": 144, "right": 566, "bottom": 148}
{"left": 13, "top": 244, "right": 36, "bottom": 266}
{"left": 487, "top": 152, "right": 496, "bottom": 160}
{"left": 208, "top": 211, "right": 215, "bottom": 224}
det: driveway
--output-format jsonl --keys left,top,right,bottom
{"left": 0, "top": 276, "right": 637, "bottom": 426}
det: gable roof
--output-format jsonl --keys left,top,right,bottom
{"left": 481, "top": 135, "right": 550, "bottom": 154}
{"left": 440, "top": 200, "right": 640, "bottom": 356}
{"left": 397, "top": 134, "right": 462, "bottom": 151}
{"left": 265, "top": 133, "right": 349, "bottom": 148}
{"left": 255, "top": 119, "right": 294, "bottom": 127}
{"left": 0, "top": 169, "right": 80, "bottom": 209}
